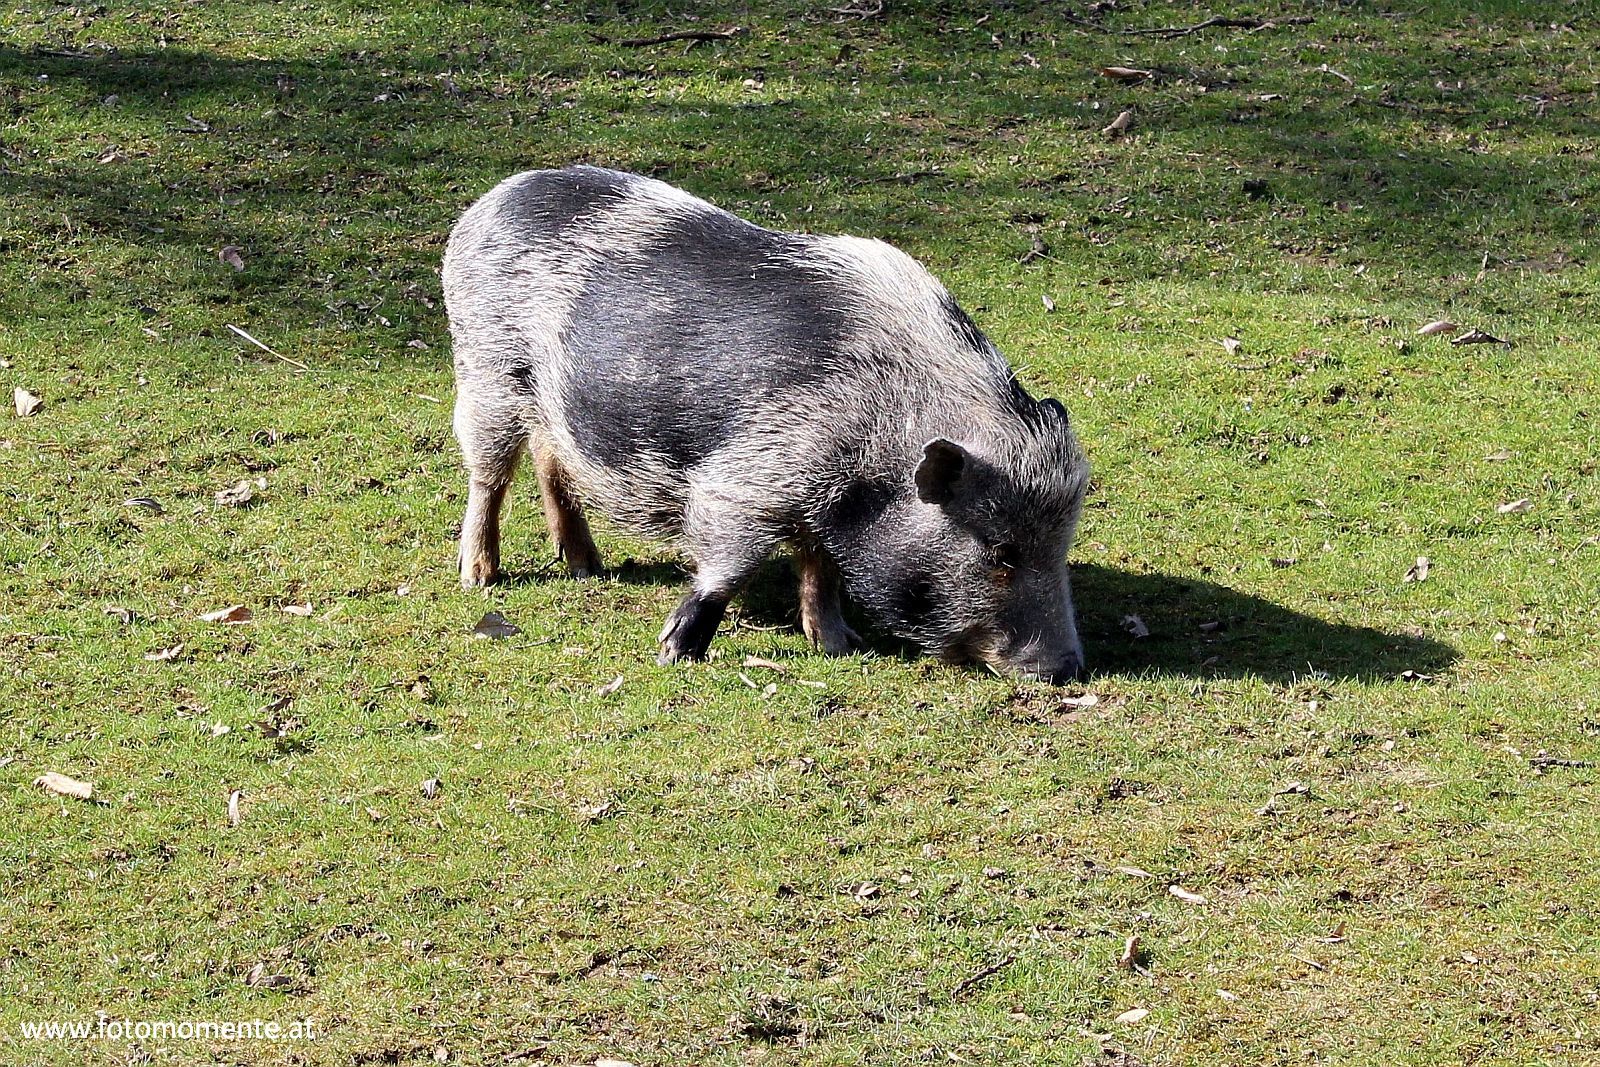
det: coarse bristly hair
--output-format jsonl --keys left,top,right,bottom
{"left": 444, "top": 165, "right": 1089, "bottom": 680}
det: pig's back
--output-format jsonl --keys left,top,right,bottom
{"left": 448, "top": 167, "right": 862, "bottom": 460}
{"left": 445, "top": 167, "right": 1011, "bottom": 536}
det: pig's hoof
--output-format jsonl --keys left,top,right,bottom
{"left": 559, "top": 546, "right": 603, "bottom": 579}
{"left": 460, "top": 558, "right": 502, "bottom": 589}
{"left": 805, "top": 619, "right": 862, "bottom": 657}
{"left": 656, "top": 591, "right": 726, "bottom": 664}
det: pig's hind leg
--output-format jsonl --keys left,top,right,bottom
{"left": 535, "top": 446, "right": 602, "bottom": 578}
{"left": 455, "top": 395, "right": 525, "bottom": 589}
{"left": 795, "top": 544, "right": 861, "bottom": 656}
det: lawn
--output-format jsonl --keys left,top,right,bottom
{"left": 2, "top": 1, "right": 1597, "bottom": 1065}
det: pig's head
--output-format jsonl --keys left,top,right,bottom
{"left": 833, "top": 397, "right": 1090, "bottom": 683}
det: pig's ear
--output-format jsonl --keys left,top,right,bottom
{"left": 914, "top": 439, "right": 967, "bottom": 505}
{"left": 1040, "top": 397, "right": 1070, "bottom": 424}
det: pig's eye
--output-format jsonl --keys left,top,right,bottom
{"left": 991, "top": 543, "right": 1021, "bottom": 573}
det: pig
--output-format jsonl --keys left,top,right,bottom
{"left": 443, "top": 166, "right": 1090, "bottom": 682}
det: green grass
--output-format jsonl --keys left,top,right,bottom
{"left": 2, "top": 2, "right": 1598, "bottom": 1064}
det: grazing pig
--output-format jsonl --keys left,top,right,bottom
{"left": 443, "top": 166, "right": 1090, "bottom": 682}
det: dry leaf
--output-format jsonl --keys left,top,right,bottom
{"left": 595, "top": 1060, "right": 639, "bottom": 1067}
{"left": 210, "top": 722, "right": 231, "bottom": 737}
{"left": 1496, "top": 499, "right": 1532, "bottom": 514}
{"left": 1449, "top": 328, "right": 1509, "bottom": 346}
{"left": 420, "top": 777, "right": 442, "bottom": 799}
{"left": 1121, "top": 614, "right": 1150, "bottom": 639}
{"left": 1060, "top": 692, "right": 1100, "bottom": 709}
{"left": 1416, "top": 320, "right": 1459, "bottom": 336}
{"left": 595, "top": 674, "right": 624, "bottom": 696}
{"left": 1115, "top": 865, "right": 1154, "bottom": 879}
{"left": 199, "top": 604, "right": 252, "bottom": 624}
{"left": 1103, "top": 109, "right": 1134, "bottom": 136}
{"left": 219, "top": 245, "right": 246, "bottom": 271}
{"left": 1403, "top": 556, "right": 1431, "bottom": 583}
{"left": 227, "top": 788, "right": 242, "bottom": 826}
{"left": 578, "top": 800, "right": 614, "bottom": 823}
{"left": 144, "top": 643, "right": 184, "bottom": 662}
{"left": 122, "top": 496, "right": 163, "bottom": 513}
{"left": 1216, "top": 988, "right": 1240, "bottom": 1002}
{"left": 13, "top": 387, "right": 43, "bottom": 417}
{"left": 852, "top": 881, "right": 881, "bottom": 901}
{"left": 1114, "top": 1007, "right": 1150, "bottom": 1025}
{"left": 1317, "top": 921, "right": 1347, "bottom": 944}
{"left": 1100, "top": 65, "right": 1152, "bottom": 82}
{"left": 1118, "top": 934, "right": 1140, "bottom": 970}
{"left": 34, "top": 771, "right": 94, "bottom": 801}
{"left": 103, "top": 605, "right": 136, "bottom": 624}
{"left": 742, "top": 655, "right": 788, "bottom": 673}
{"left": 1041, "top": 293, "right": 1056, "bottom": 312}
{"left": 242, "top": 962, "right": 292, "bottom": 989}
{"left": 1168, "top": 884, "right": 1208, "bottom": 905}
{"left": 982, "top": 866, "right": 1009, "bottom": 879}
{"left": 1270, "top": 557, "right": 1298, "bottom": 569}
{"left": 280, "top": 602, "right": 314, "bottom": 617}
{"left": 257, "top": 712, "right": 301, "bottom": 739}
{"left": 472, "top": 611, "right": 521, "bottom": 639}
{"left": 1484, "top": 449, "right": 1512, "bottom": 462}
{"left": 215, "top": 479, "right": 256, "bottom": 507}
{"left": 365, "top": 806, "right": 385, "bottom": 821}
{"left": 1219, "top": 336, "right": 1243, "bottom": 356}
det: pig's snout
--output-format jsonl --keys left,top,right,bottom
{"left": 991, "top": 630, "right": 1087, "bottom": 686}
{"left": 1006, "top": 649, "right": 1087, "bottom": 686}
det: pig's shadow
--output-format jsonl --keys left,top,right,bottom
{"left": 598, "top": 557, "right": 1457, "bottom": 684}
{"left": 1067, "top": 564, "right": 1456, "bottom": 683}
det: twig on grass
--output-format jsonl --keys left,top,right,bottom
{"left": 227, "top": 323, "right": 310, "bottom": 371}
{"left": 1062, "top": 12, "right": 1313, "bottom": 38}
{"left": 591, "top": 26, "right": 744, "bottom": 47}
{"left": 951, "top": 954, "right": 1017, "bottom": 999}
{"left": 1123, "top": 15, "right": 1314, "bottom": 38}
{"left": 846, "top": 168, "right": 946, "bottom": 187}
{"left": 828, "top": 0, "right": 885, "bottom": 19}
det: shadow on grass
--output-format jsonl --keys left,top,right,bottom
{"left": 1072, "top": 563, "right": 1457, "bottom": 684}
{"left": 533, "top": 552, "right": 1456, "bottom": 685}
{"left": 1, "top": 16, "right": 1587, "bottom": 292}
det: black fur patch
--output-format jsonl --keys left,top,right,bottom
{"left": 494, "top": 166, "right": 632, "bottom": 236}
{"left": 561, "top": 204, "right": 851, "bottom": 470}
{"left": 895, "top": 575, "right": 938, "bottom": 627}
{"left": 821, "top": 478, "right": 900, "bottom": 537}
{"left": 505, "top": 363, "right": 537, "bottom": 394}
{"left": 940, "top": 292, "right": 989, "bottom": 353}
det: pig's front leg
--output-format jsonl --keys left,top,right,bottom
{"left": 657, "top": 524, "right": 778, "bottom": 664}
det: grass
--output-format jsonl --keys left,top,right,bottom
{"left": 2, "top": 1, "right": 1598, "bottom": 1064}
